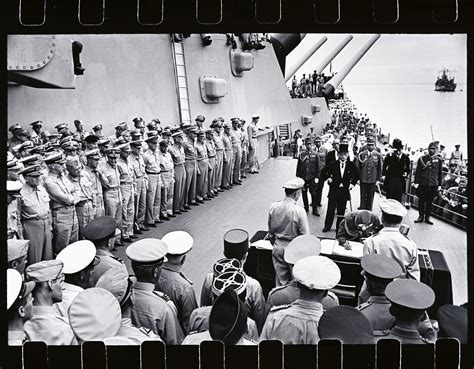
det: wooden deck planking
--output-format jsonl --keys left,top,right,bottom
{"left": 113, "top": 156, "right": 467, "bottom": 305}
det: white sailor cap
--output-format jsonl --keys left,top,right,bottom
{"left": 8, "top": 239, "right": 29, "bottom": 262}
{"left": 162, "top": 231, "right": 193, "bottom": 255}
{"left": 379, "top": 199, "right": 407, "bottom": 218}
{"left": 56, "top": 240, "right": 97, "bottom": 274}
{"left": 284, "top": 235, "right": 321, "bottom": 265}
{"left": 126, "top": 238, "right": 168, "bottom": 263}
{"left": 7, "top": 269, "right": 35, "bottom": 310}
{"left": 282, "top": 178, "right": 305, "bottom": 190}
{"left": 293, "top": 255, "right": 341, "bottom": 290}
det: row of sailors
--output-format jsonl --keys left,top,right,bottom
{"left": 7, "top": 114, "right": 261, "bottom": 261}
{"left": 7, "top": 217, "right": 467, "bottom": 345}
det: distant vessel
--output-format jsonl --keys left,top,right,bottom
{"left": 435, "top": 68, "right": 457, "bottom": 92}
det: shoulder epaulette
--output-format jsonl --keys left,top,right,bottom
{"left": 138, "top": 327, "right": 153, "bottom": 336}
{"left": 153, "top": 290, "right": 171, "bottom": 302}
{"left": 179, "top": 272, "right": 194, "bottom": 285}
{"left": 270, "top": 304, "right": 291, "bottom": 312}
{"left": 110, "top": 255, "right": 124, "bottom": 263}
{"left": 268, "top": 285, "right": 287, "bottom": 296}
{"left": 373, "top": 329, "right": 390, "bottom": 337}
{"left": 356, "top": 301, "right": 373, "bottom": 311}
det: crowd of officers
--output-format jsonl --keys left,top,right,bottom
{"left": 7, "top": 114, "right": 262, "bottom": 259}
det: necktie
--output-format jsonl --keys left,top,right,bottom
{"left": 341, "top": 162, "right": 345, "bottom": 172}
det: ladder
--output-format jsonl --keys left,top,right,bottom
{"left": 278, "top": 124, "right": 290, "bottom": 139}
{"left": 171, "top": 40, "right": 192, "bottom": 124}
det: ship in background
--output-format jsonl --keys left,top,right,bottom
{"left": 435, "top": 68, "right": 457, "bottom": 91}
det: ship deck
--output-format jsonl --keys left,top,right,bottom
{"left": 114, "top": 156, "right": 467, "bottom": 305}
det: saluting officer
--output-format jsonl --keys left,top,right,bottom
{"left": 169, "top": 130, "right": 187, "bottom": 215}
{"left": 296, "top": 137, "right": 321, "bottom": 216}
{"left": 158, "top": 231, "right": 198, "bottom": 334}
{"left": 413, "top": 141, "right": 443, "bottom": 225}
{"left": 127, "top": 238, "right": 185, "bottom": 344}
{"left": 356, "top": 138, "right": 382, "bottom": 211}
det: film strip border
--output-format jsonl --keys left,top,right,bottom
{"left": 5, "top": 0, "right": 472, "bottom": 31}
{"left": 4, "top": 339, "right": 464, "bottom": 369}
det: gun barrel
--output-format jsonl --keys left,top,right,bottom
{"left": 324, "top": 34, "right": 381, "bottom": 97}
{"left": 314, "top": 35, "right": 353, "bottom": 75}
{"left": 284, "top": 36, "right": 328, "bottom": 82}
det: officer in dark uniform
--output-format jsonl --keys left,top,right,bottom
{"left": 320, "top": 143, "right": 359, "bottom": 232}
{"left": 296, "top": 137, "right": 321, "bottom": 216}
{"left": 376, "top": 279, "right": 435, "bottom": 344}
{"left": 413, "top": 142, "right": 443, "bottom": 225}
{"left": 336, "top": 210, "right": 382, "bottom": 248}
{"left": 382, "top": 138, "right": 411, "bottom": 202}
{"left": 356, "top": 138, "right": 382, "bottom": 211}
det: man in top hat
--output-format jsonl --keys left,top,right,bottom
{"left": 157, "top": 231, "right": 198, "bottom": 334}
{"left": 268, "top": 178, "right": 310, "bottom": 286}
{"left": 7, "top": 269, "right": 35, "bottom": 345}
{"left": 96, "top": 268, "right": 162, "bottom": 343}
{"left": 221, "top": 123, "right": 233, "bottom": 189}
{"left": 264, "top": 235, "right": 339, "bottom": 321}
{"left": 43, "top": 153, "right": 79, "bottom": 255}
{"left": 188, "top": 270, "right": 258, "bottom": 341}
{"left": 129, "top": 140, "right": 148, "bottom": 232}
{"left": 261, "top": 255, "right": 341, "bottom": 344}
{"left": 377, "top": 279, "right": 435, "bottom": 344}
{"left": 8, "top": 240, "right": 30, "bottom": 274}
{"left": 247, "top": 114, "right": 259, "bottom": 174}
{"left": 382, "top": 138, "right": 411, "bottom": 202}
{"left": 195, "top": 115, "right": 205, "bottom": 129}
{"left": 356, "top": 137, "right": 382, "bottom": 211}
{"left": 83, "top": 216, "right": 128, "bottom": 286}
{"left": 143, "top": 132, "right": 163, "bottom": 226}
{"left": 313, "top": 136, "right": 328, "bottom": 208}
{"left": 362, "top": 199, "right": 419, "bottom": 300}
{"left": 195, "top": 130, "right": 212, "bottom": 202}
{"left": 169, "top": 130, "right": 187, "bottom": 215}
{"left": 24, "top": 260, "right": 77, "bottom": 345}
{"left": 7, "top": 180, "right": 24, "bottom": 240}
{"left": 158, "top": 139, "right": 175, "bottom": 220}
{"left": 183, "top": 289, "right": 256, "bottom": 345}
{"left": 66, "top": 157, "right": 95, "bottom": 239}
{"left": 117, "top": 143, "right": 136, "bottom": 241}
{"left": 318, "top": 306, "right": 374, "bottom": 344}
{"left": 205, "top": 128, "right": 218, "bottom": 198}
{"left": 183, "top": 126, "right": 199, "bottom": 206}
{"left": 320, "top": 143, "right": 359, "bottom": 232}
{"left": 296, "top": 137, "right": 321, "bottom": 216}
{"left": 231, "top": 119, "right": 243, "bottom": 185}
{"left": 127, "top": 238, "right": 184, "bottom": 344}
{"left": 413, "top": 141, "right": 443, "bottom": 225}
{"left": 200, "top": 229, "right": 266, "bottom": 333}
{"left": 212, "top": 120, "right": 225, "bottom": 192}
{"left": 83, "top": 149, "right": 106, "bottom": 218}
{"left": 101, "top": 147, "right": 123, "bottom": 246}
{"left": 336, "top": 210, "right": 382, "bottom": 248}
{"left": 53, "top": 240, "right": 98, "bottom": 318}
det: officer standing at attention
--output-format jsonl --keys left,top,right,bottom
{"left": 158, "top": 231, "right": 198, "bottom": 334}
{"left": 222, "top": 123, "right": 233, "bottom": 190}
{"left": 43, "top": 152, "right": 79, "bottom": 255}
{"left": 296, "top": 137, "right": 321, "bottom": 216}
{"left": 158, "top": 139, "right": 175, "bottom": 220}
{"left": 101, "top": 147, "right": 123, "bottom": 246}
{"left": 7, "top": 269, "right": 35, "bottom": 346}
{"left": 377, "top": 279, "right": 435, "bottom": 344}
{"left": 143, "top": 131, "right": 163, "bottom": 226}
{"left": 313, "top": 136, "right": 328, "bottom": 208}
{"left": 212, "top": 120, "right": 225, "bottom": 192}
{"left": 413, "top": 141, "right": 443, "bottom": 225}
{"left": 268, "top": 178, "right": 309, "bottom": 286}
{"left": 83, "top": 216, "right": 128, "bottom": 286}
{"left": 169, "top": 130, "right": 187, "bottom": 215}
{"left": 240, "top": 121, "right": 249, "bottom": 179}
{"left": 24, "top": 260, "right": 77, "bottom": 345}
{"left": 117, "top": 143, "right": 136, "bottom": 241}
{"left": 8, "top": 240, "right": 30, "bottom": 274}
{"left": 195, "top": 130, "right": 211, "bottom": 201}
{"left": 260, "top": 255, "right": 341, "bottom": 344}
{"left": 126, "top": 238, "right": 185, "bottom": 344}
{"left": 247, "top": 114, "right": 260, "bottom": 174}
{"left": 205, "top": 128, "right": 218, "bottom": 198}
{"left": 7, "top": 180, "right": 24, "bottom": 240}
{"left": 83, "top": 149, "right": 106, "bottom": 218}
{"left": 183, "top": 125, "right": 199, "bottom": 206}
{"left": 129, "top": 140, "right": 148, "bottom": 232}
{"left": 231, "top": 118, "right": 243, "bottom": 185}
{"left": 356, "top": 137, "right": 382, "bottom": 211}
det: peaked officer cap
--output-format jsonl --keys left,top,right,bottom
{"left": 284, "top": 235, "right": 321, "bottom": 264}
{"left": 83, "top": 216, "right": 117, "bottom": 241}
{"left": 379, "top": 199, "right": 407, "bottom": 218}
{"left": 96, "top": 267, "right": 134, "bottom": 306}
{"left": 56, "top": 240, "right": 97, "bottom": 274}
{"left": 7, "top": 269, "right": 35, "bottom": 310}
{"left": 282, "top": 177, "right": 305, "bottom": 190}
{"left": 385, "top": 279, "right": 435, "bottom": 310}
{"left": 126, "top": 238, "right": 168, "bottom": 263}
{"left": 162, "top": 231, "right": 193, "bottom": 255}
{"left": 293, "top": 256, "right": 341, "bottom": 290}
{"left": 7, "top": 180, "right": 23, "bottom": 193}
{"left": 360, "top": 254, "right": 403, "bottom": 280}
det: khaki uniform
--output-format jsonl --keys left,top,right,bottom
{"left": 8, "top": 330, "right": 26, "bottom": 346}
{"left": 130, "top": 281, "right": 184, "bottom": 344}
{"left": 222, "top": 133, "right": 233, "bottom": 188}
{"left": 158, "top": 150, "right": 175, "bottom": 217}
{"left": 143, "top": 149, "right": 162, "bottom": 223}
{"left": 53, "top": 282, "right": 84, "bottom": 319}
{"left": 130, "top": 153, "right": 147, "bottom": 229}
{"left": 247, "top": 123, "right": 259, "bottom": 172}
{"left": 195, "top": 141, "right": 209, "bottom": 200}
{"left": 24, "top": 306, "right": 77, "bottom": 345}
{"left": 83, "top": 166, "right": 105, "bottom": 218}
{"left": 231, "top": 128, "right": 242, "bottom": 182}
{"left": 117, "top": 157, "right": 135, "bottom": 238}
{"left": 212, "top": 131, "right": 224, "bottom": 191}
{"left": 169, "top": 144, "right": 186, "bottom": 213}
{"left": 68, "top": 173, "right": 95, "bottom": 239}
{"left": 89, "top": 248, "right": 128, "bottom": 287}
{"left": 357, "top": 295, "right": 394, "bottom": 332}
{"left": 115, "top": 318, "right": 163, "bottom": 344}
{"left": 183, "top": 137, "right": 197, "bottom": 205}
{"left": 206, "top": 139, "right": 217, "bottom": 195}
{"left": 101, "top": 162, "right": 123, "bottom": 231}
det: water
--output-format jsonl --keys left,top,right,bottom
{"left": 342, "top": 83, "right": 468, "bottom": 157}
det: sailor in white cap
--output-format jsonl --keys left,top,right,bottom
{"left": 53, "top": 240, "right": 99, "bottom": 318}
{"left": 7, "top": 269, "right": 35, "bottom": 345}
{"left": 188, "top": 270, "right": 259, "bottom": 341}
{"left": 126, "top": 238, "right": 185, "bottom": 344}
{"left": 68, "top": 287, "right": 122, "bottom": 343}
{"left": 260, "top": 255, "right": 341, "bottom": 344}
{"left": 247, "top": 114, "right": 260, "bottom": 174}
{"left": 157, "top": 231, "right": 198, "bottom": 334}
{"left": 96, "top": 268, "right": 162, "bottom": 344}
{"left": 7, "top": 239, "right": 30, "bottom": 275}
{"left": 264, "top": 235, "right": 339, "bottom": 321}
{"left": 268, "top": 178, "right": 309, "bottom": 287}
{"left": 24, "top": 260, "right": 77, "bottom": 345}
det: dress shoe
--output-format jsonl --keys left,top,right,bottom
{"left": 122, "top": 237, "right": 132, "bottom": 243}
{"left": 181, "top": 208, "right": 188, "bottom": 212}
{"left": 162, "top": 216, "right": 170, "bottom": 221}
{"left": 168, "top": 213, "right": 176, "bottom": 218}
{"left": 414, "top": 216, "right": 424, "bottom": 223}
{"left": 203, "top": 197, "right": 211, "bottom": 201}
{"left": 191, "top": 202, "right": 200, "bottom": 206}
{"left": 218, "top": 188, "right": 224, "bottom": 192}
{"left": 184, "top": 205, "right": 191, "bottom": 210}
{"left": 140, "top": 225, "right": 150, "bottom": 231}
{"left": 130, "top": 234, "right": 139, "bottom": 239}
{"left": 134, "top": 229, "right": 143, "bottom": 235}
{"left": 146, "top": 223, "right": 157, "bottom": 227}
{"left": 155, "top": 219, "right": 164, "bottom": 224}
{"left": 322, "top": 227, "right": 330, "bottom": 233}
{"left": 425, "top": 218, "right": 434, "bottom": 225}
{"left": 114, "top": 241, "right": 124, "bottom": 247}
{"left": 241, "top": 175, "right": 247, "bottom": 178}
{"left": 208, "top": 193, "right": 215, "bottom": 198}
{"left": 197, "top": 199, "right": 204, "bottom": 204}
{"left": 233, "top": 181, "right": 242, "bottom": 185}
{"left": 312, "top": 209, "right": 320, "bottom": 216}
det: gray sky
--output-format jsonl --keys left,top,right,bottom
{"left": 286, "top": 34, "right": 467, "bottom": 85}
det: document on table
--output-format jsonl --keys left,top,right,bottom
{"left": 252, "top": 240, "right": 273, "bottom": 250}
{"left": 320, "top": 239, "right": 336, "bottom": 255}
{"left": 332, "top": 241, "right": 364, "bottom": 259}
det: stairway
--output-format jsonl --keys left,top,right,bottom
{"left": 171, "top": 40, "right": 192, "bottom": 124}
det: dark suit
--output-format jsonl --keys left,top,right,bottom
{"left": 382, "top": 152, "right": 411, "bottom": 202}
{"left": 320, "top": 159, "right": 359, "bottom": 230}
{"left": 326, "top": 150, "right": 338, "bottom": 166}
